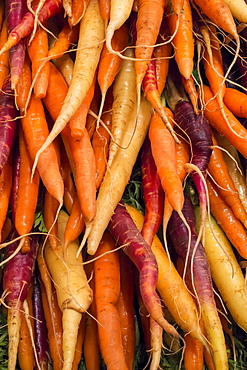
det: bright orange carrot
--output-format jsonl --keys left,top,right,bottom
{"left": 21, "top": 94, "right": 64, "bottom": 206}
{"left": 206, "top": 176, "right": 247, "bottom": 259}
{"left": 92, "top": 87, "right": 113, "bottom": 189}
{"left": 184, "top": 333, "right": 204, "bottom": 370}
{"left": 201, "top": 85, "right": 247, "bottom": 159}
{"left": 154, "top": 32, "right": 173, "bottom": 95}
{"left": 15, "top": 127, "right": 40, "bottom": 253}
{"left": 48, "top": 20, "right": 80, "bottom": 59}
{"left": 99, "top": 0, "right": 110, "bottom": 22}
{"left": 223, "top": 87, "right": 247, "bottom": 118}
{"left": 69, "top": 0, "right": 90, "bottom": 27}
{"left": 0, "top": 20, "right": 9, "bottom": 91}
{"left": 149, "top": 111, "right": 184, "bottom": 216}
{"left": 94, "top": 231, "right": 128, "bottom": 370}
{"left": 28, "top": 24, "right": 50, "bottom": 98}
{"left": 15, "top": 56, "right": 32, "bottom": 115}
{"left": 60, "top": 147, "right": 76, "bottom": 214}
{"left": 64, "top": 194, "right": 85, "bottom": 248}
{"left": 0, "top": 155, "right": 12, "bottom": 240}
{"left": 167, "top": 0, "right": 194, "bottom": 80}
{"left": 69, "top": 72, "right": 97, "bottom": 139}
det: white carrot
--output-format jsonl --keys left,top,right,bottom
{"left": 32, "top": 0, "right": 105, "bottom": 173}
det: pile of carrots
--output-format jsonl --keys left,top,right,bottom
{"left": 1, "top": 0, "right": 247, "bottom": 369}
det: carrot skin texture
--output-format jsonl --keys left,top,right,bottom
{"left": 0, "top": 156, "right": 12, "bottom": 239}
{"left": 223, "top": 87, "right": 247, "bottom": 118}
{"left": 94, "top": 231, "right": 128, "bottom": 370}
{"left": 184, "top": 333, "right": 204, "bottom": 370}
{"left": 0, "top": 77, "right": 19, "bottom": 175}
{"left": 0, "top": 0, "right": 63, "bottom": 54}
{"left": 108, "top": 202, "right": 178, "bottom": 337}
{"left": 3, "top": 233, "right": 39, "bottom": 370}
{"left": 168, "top": 196, "right": 228, "bottom": 370}
{"left": 0, "top": 20, "right": 10, "bottom": 91}
{"left": 33, "top": 266, "right": 49, "bottom": 369}
{"left": 141, "top": 136, "right": 164, "bottom": 246}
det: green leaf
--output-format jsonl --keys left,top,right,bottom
{"left": 34, "top": 212, "right": 48, "bottom": 233}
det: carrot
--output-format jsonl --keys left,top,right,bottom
{"left": 109, "top": 202, "right": 179, "bottom": 337}
{"left": 107, "top": 47, "right": 137, "bottom": 167}
{"left": 0, "top": 1, "right": 4, "bottom": 30}
{"left": 3, "top": 233, "right": 39, "bottom": 370}
{"left": 14, "top": 127, "right": 40, "bottom": 253}
{"left": 17, "top": 285, "right": 35, "bottom": 370}
{"left": 153, "top": 32, "right": 172, "bottom": 95}
{"left": 149, "top": 111, "right": 185, "bottom": 218}
{"left": 92, "top": 87, "right": 113, "bottom": 189}
{"left": 72, "top": 316, "right": 85, "bottom": 370}
{"left": 0, "top": 0, "right": 63, "bottom": 55}
{"left": 206, "top": 176, "right": 247, "bottom": 260}
{"left": 44, "top": 210, "right": 93, "bottom": 370}
{"left": 0, "top": 77, "right": 19, "bottom": 175}
{"left": 126, "top": 204, "right": 207, "bottom": 345}
{"left": 38, "top": 252, "right": 63, "bottom": 370}
{"left": 52, "top": 52, "right": 74, "bottom": 86}
{"left": 64, "top": 194, "right": 85, "bottom": 249}
{"left": 85, "top": 87, "right": 100, "bottom": 139}
{"left": 168, "top": 195, "right": 228, "bottom": 370}
{"left": 116, "top": 251, "right": 135, "bottom": 370}
{"left": 208, "top": 133, "right": 247, "bottom": 228}
{"left": 223, "top": 87, "right": 247, "bottom": 118}
{"left": 33, "top": 265, "right": 49, "bottom": 369}
{"left": 141, "top": 136, "right": 164, "bottom": 246}
{"left": 0, "top": 156, "right": 12, "bottom": 241}
{"left": 69, "top": 71, "right": 96, "bottom": 139}
{"left": 33, "top": 0, "right": 104, "bottom": 170}
{"left": 167, "top": 0, "right": 194, "bottom": 81}
{"left": 69, "top": 0, "right": 90, "bottom": 26}
{"left": 201, "top": 85, "right": 247, "bottom": 159}
{"left": 97, "top": 24, "right": 128, "bottom": 124}
{"left": 48, "top": 20, "right": 79, "bottom": 59}
{"left": 99, "top": 0, "right": 110, "bottom": 23}
{"left": 0, "top": 20, "right": 9, "bottom": 91}
{"left": 223, "top": 0, "right": 247, "bottom": 23}
{"left": 193, "top": 0, "right": 238, "bottom": 39}
{"left": 105, "top": 0, "right": 134, "bottom": 55}
{"left": 85, "top": 95, "right": 152, "bottom": 255}
{"left": 94, "top": 231, "right": 128, "bottom": 370}
{"left": 43, "top": 190, "right": 60, "bottom": 250}
{"left": 60, "top": 148, "right": 76, "bottom": 214}
{"left": 1, "top": 217, "right": 12, "bottom": 244}
{"left": 184, "top": 333, "right": 204, "bottom": 370}
{"left": 21, "top": 93, "right": 64, "bottom": 206}
{"left": 28, "top": 24, "right": 50, "bottom": 98}
{"left": 15, "top": 56, "right": 32, "bottom": 114}
{"left": 195, "top": 207, "right": 247, "bottom": 333}
{"left": 135, "top": 0, "right": 166, "bottom": 88}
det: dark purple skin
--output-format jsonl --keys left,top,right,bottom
{"left": 141, "top": 136, "right": 164, "bottom": 245}
{"left": 0, "top": 77, "right": 19, "bottom": 175}
{"left": 33, "top": 265, "right": 49, "bottom": 369}
{"left": 174, "top": 100, "right": 213, "bottom": 208}
{"left": 6, "top": 0, "right": 27, "bottom": 87}
{"left": 108, "top": 203, "right": 161, "bottom": 321}
{"left": 8, "top": 0, "right": 63, "bottom": 43}
{"left": 3, "top": 231, "right": 39, "bottom": 306}
{"left": 167, "top": 195, "right": 215, "bottom": 305}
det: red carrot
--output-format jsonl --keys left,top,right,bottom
{"left": 108, "top": 202, "right": 178, "bottom": 337}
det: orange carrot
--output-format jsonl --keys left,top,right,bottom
{"left": 21, "top": 94, "right": 64, "bottom": 206}
{"left": 60, "top": 147, "right": 76, "bottom": 214}
{"left": 28, "top": 24, "right": 50, "bottom": 98}
{"left": 0, "top": 20, "right": 9, "bottom": 91}
{"left": 184, "top": 333, "right": 204, "bottom": 370}
{"left": 154, "top": 32, "right": 173, "bottom": 95}
{"left": 167, "top": 0, "right": 194, "bottom": 80}
{"left": 64, "top": 194, "right": 85, "bottom": 248}
{"left": 15, "top": 56, "right": 32, "bottom": 115}
{"left": 69, "top": 72, "right": 97, "bottom": 139}
{"left": 43, "top": 190, "right": 60, "bottom": 250}
{"left": 15, "top": 127, "right": 40, "bottom": 253}
{"left": 69, "top": 0, "right": 90, "bottom": 27}
{"left": 201, "top": 85, "right": 247, "bottom": 159}
{"left": 99, "top": 0, "right": 110, "bottom": 22}
{"left": 94, "top": 231, "right": 128, "bottom": 370}
{"left": 223, "top": 87, "right": 247, "bottom": 118}
{"left": 0, "top": 155, "right": 12, "bottom": 240}
{"left": 206, "top": 176, "right": 247, "bottom": 259}
{"left": 48, "top": 21, "right": 80, "bottom": 59}
{"left": 149, "top": 111, "right": 184, "bottom": 216}
{"left": 92, "top": 88, "right": 113, "bottom": 189}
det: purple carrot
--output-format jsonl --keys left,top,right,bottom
{"left": 3, "top": 231, "right": 39, "bottom": 370}
{"left": 108, "top": 202, "right": 178, "bottom": 337}
{"left": 167, "top": 195, "right": 228, "bottom": 368}
{"left": 6, "top": 0, "right": 27, "bottom": 89}
{"left": 0, "top": 0, "right": 63, "bottom": 55}
{"left": 33, "top": 264, "right": 49, "bottom": 370}
{"left": 141, "top": 136, "right": 164, "bottom": 246}
{"left": 0, "top": 76, "right": 19, "bottom": 175}
{"left": 174, "top": 100, "right": 212, "bottom": 237}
